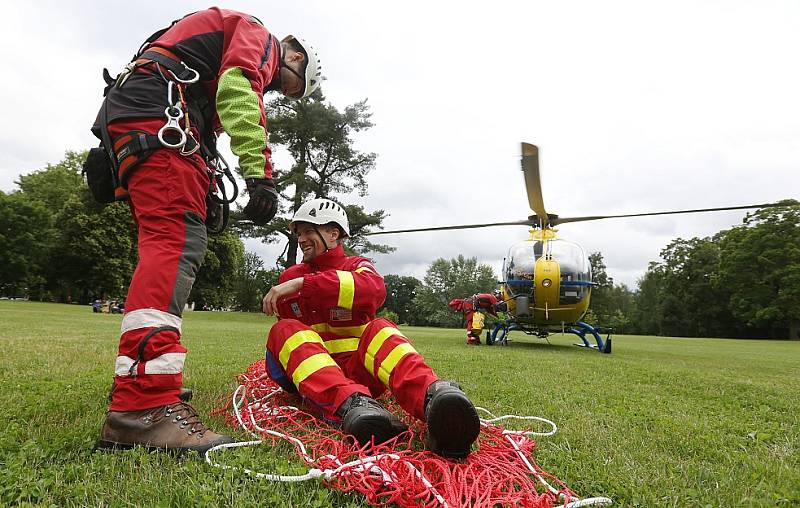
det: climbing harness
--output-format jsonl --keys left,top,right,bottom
{"left": 209, "top": 360, "right": 613, "bottom": 508}
{"left": 88, "top": 28, "right": 238, "bottom": 233}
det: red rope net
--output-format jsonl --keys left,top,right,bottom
{"left": 212, "top": 360, "right": 586, "bottom": 508}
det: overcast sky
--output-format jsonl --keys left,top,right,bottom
{"left": 2, "top": 1, "right": 798, "bottom": 288}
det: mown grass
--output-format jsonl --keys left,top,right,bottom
{"left": 0, "top": 301, "right": 798, "bottom": 507}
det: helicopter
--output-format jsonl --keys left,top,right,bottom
{"left": 368, "top": 143, "right": 780, "bottom": 353}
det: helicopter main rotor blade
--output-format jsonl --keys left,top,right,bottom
{"left": 521, "top": 142, "right": 549, "bottom": 224}
{"left": 366, "top": 220, "right": 534, "bottom": 236}
{"left": 551, "top": 203, "right": 782, "bottom": 225}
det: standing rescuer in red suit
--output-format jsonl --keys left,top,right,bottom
{"left": 262, "top": 199, "right": 482, "bottom": 459}
{"left": 95, "top": 8, "right": 322, "bottom": 453}
{"left": 448, "top": 293, "right": 499, "bottom": 345}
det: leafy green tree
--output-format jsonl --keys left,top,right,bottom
{"left": 16, "top": 151, "right": 85, "bottom": 211}
{"left": 413, "top": 256, "right": 497, "bottom": 327}
{"left": 51, "top": 193, "right": 136, "bottom": 303}
{"left": 233, "top": 251, "right": 280, "bottom": 312}
{"left": 631, "top": 264, "right": 665, "bottom": 335}
{"left": 235, "top": 91, "right": 392, "bottom": 267}
{"left": 652, "top": 236, "right": 742, "bottom": 337}
{"left": 381, "top": 274, "right": 422, "bottom": 325}
{"left": 584, "top": 253, "right": 635, "bottom": 333}
{"left": 9, "top": 150, "right": 138, "bottom": 302}
{"left": 0, "top": 191, "right": 54, "bottom": 297}
{"left": 189, "top": 230, "right": 245, "bottom": 310}
{"left": 718, "top": 201, "right": 800, "bottom": 339}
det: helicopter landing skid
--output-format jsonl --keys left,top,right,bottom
{"left": 567, "top": 321, "right": 612, "bottom": 354}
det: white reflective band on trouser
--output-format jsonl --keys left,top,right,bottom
{"left": 121, "top": 308, "right": 183, "bottom": 334}
{"left": 115, "top": 353, "right": 186, "bottom": 376}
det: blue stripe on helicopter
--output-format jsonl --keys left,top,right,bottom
{"left": 507, "top": 279, "right": 595, "bottom": 287}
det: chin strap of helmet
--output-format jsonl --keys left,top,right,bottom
{"left": 311, "top": 225, "right": 333, "bottom": 253}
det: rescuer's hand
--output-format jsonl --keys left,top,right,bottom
{"left": 243, "top": 178, "right": 279, "bottom": 225}
{"left": 263, "top": 277, "right": 304, "bottom": 316}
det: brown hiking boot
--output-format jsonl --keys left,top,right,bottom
{"left": 97, "top": 402, "right": 234, "bottom": 454}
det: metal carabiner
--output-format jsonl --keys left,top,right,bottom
{"left": 168, "top": 63, "right": 200, "bottom": 84}
{"left": 158, "top": 104, "right": 187, "bottom": 149}
{"left": 180, "top": 130, "right": 200, "bottom": 156}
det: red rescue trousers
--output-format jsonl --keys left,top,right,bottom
{"left": 266, "top": 318, "right": 439, "bottom": 420}
{"left": 108, "top": 119, "right": 209, "bottom": 411}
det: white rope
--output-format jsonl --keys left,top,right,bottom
{"left": 209, "top": 383, "right": 610, "bottom": 507}
{"left": 207, "top": 383, "right": 448, "bottom": 507}
{"left": 476, "top": 406, "right": 558, "bottom": 437}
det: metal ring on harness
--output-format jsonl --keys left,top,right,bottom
{"left": 158, "top": 105, "right": 187, "bottom": 149}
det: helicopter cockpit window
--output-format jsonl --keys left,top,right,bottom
{"left": 505, "top": 240, "right": 542, "bottom": 297}
{"left": 549, "top": 239, "right": 591, "bottom": 304}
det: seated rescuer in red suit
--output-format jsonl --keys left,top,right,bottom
{"left": 262, "top": 199, "right": 482, "bottom": 458}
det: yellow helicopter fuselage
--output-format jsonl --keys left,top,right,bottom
{"left": 501, "top": 228, "right": 592, "bottom": 327}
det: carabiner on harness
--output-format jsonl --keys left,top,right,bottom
{"left": 158, "top": 104, "right": 187, "bottom": 149}
{"left": 158, "top": 81, "right": 187, "bottom": 149}
{"left": 167, "top": 65, "right": 199, "bottom": 85}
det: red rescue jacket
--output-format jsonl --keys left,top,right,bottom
{"left": 96, "top": 7, "right": 280, "bottom": 179}
{"left": 276, "top": 245, "right": 386, "bottom": 341}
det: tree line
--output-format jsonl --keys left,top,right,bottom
{"left": 0, "top": 90, "right": 390, "bottom": 311}
{"left": 1, "top": 88, "right": 796, "bottom": 339}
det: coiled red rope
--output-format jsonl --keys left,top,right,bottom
{"left": 210, "top": 360, "right": 611, "bottom": 508}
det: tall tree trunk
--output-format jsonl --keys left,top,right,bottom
{"left": 790, "top": 319, "right": 799, "bottom": 340}
{"left": 285, "top": 238, "right": 298, "bottom": 268}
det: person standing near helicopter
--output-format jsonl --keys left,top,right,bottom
{"left": 448, "top": 293, "right": 499, "bottom": 345}
{"left": 94, "top": 8, "right": 322, "bottom": 453}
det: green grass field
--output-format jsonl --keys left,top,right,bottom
{"left": 1, "top": 301, "right": 798, "bottom": 507}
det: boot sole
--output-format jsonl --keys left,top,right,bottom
{"left": 426, "top": 389, "right": 481, "bottom": 459}
{"left": 95, "top": 437, "right": 232, "bottom": 455}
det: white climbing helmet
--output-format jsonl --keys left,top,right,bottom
{"left": 282, "top": 35, "right": 322, "bottom": 99}
{"left": 290, "top": 198, "right": 350, "bottom": 237}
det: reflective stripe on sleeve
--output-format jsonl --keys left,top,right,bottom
{"left": 377, "top": 343, "right": 417, "bottom": 386}
{"left": 363, "top": 326, "right": 405, "bottom": 376}
{"left": 292, "top": 353, "right": 339, "bottom": 386}
{"left": 121, "top": 308, "right": 182, "bottom": 334}
{"left": 323, "top": 338, "right": 360, "bottom": 354}
{"left": 279, "top": 330, "right": 324, "bottom": 368}
{"left": 336, "top": 270, "right": 355, "bottom": 309}
{"left": 354, "top": 267, "right": 374, "bottom": 274}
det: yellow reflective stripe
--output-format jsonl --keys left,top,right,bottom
{"left": 310, "top": 323, "right": 368, "bottom": 337}
{"left": 324, "top": 338, "right": 360, "bottom": 354}
{"left": 292, "top": 353, "right": 338, "bottom": 385}
{"left": 337, "top": 271, "right": 355, "bottom": 309}
{"left": 354, "top": 267, "right": 374, "bottom": 274}
{"left": 377, "top": 343, "right": 417, "bottom": 386}
{"left": 278, "top": 330, "right": 324, "bottom": 368}
{"left": 364, "top": 326, "right": 404, "bottom": 375}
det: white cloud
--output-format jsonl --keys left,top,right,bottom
{"left": 2, "top": 0, "right": 798, "bottom": 290}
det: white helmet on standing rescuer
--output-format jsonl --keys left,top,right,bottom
{"left": 290, "top": 198, "right": 350, "bottom": 237}
{"left": 282, "top": 35, "right": 322, "bottom": 99}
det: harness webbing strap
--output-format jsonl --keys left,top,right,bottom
{"left": 138, "top": 48, "right": 200, "bottom": 84}
{"left": 113, "top": 131, "right": 162, "bottom": 188}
